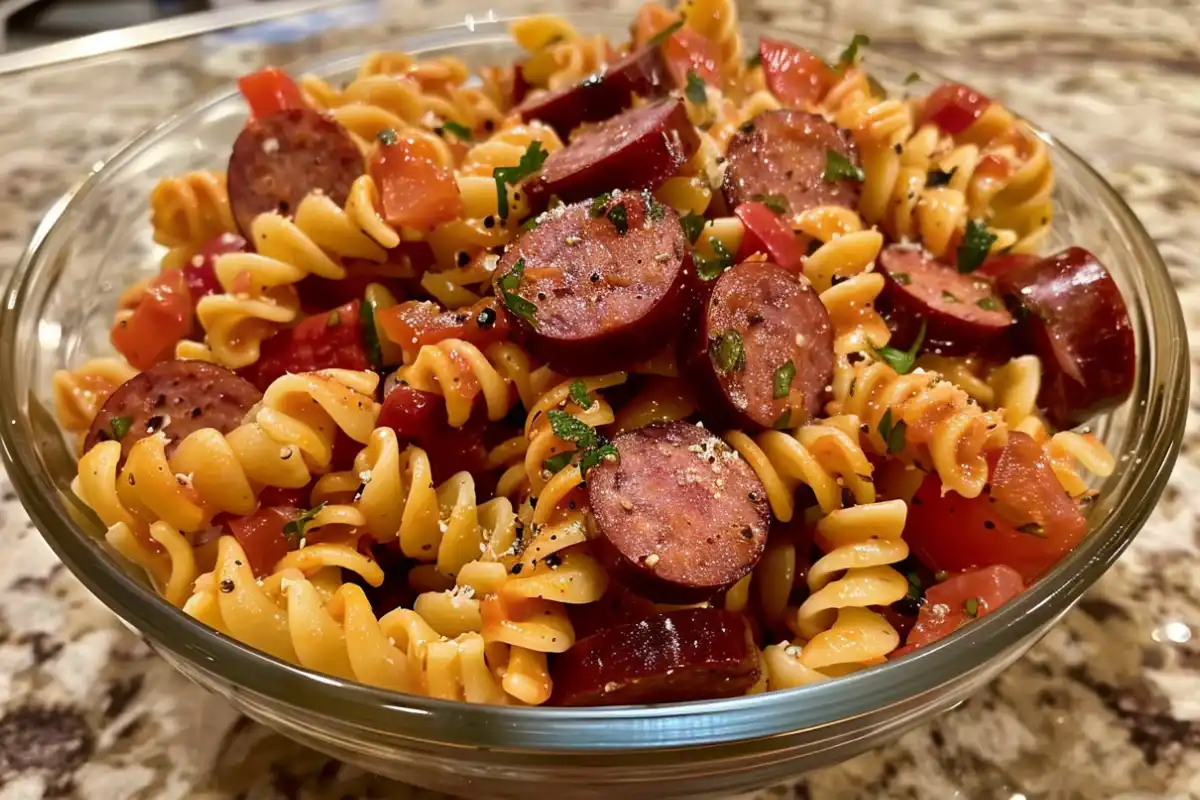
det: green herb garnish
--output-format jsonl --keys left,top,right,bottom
{"left": 772, "top": 409, "right": 793, "bottom": 430}
{"left": 579, "top": 442, "right": 618, "bottom": 478}
{"left": 892, "top": 272, "right": 911, "bottom": 286}
{"left": 694, "top": 237, "right": 734, "bottom": 280}
{"left": 877, "top": 408, "right": 908, "bottom": 455}
{"left": 904, "top": 71, "right": 921, "bottom": 85}
{"left": 589, "top": 192, "right": 613, "bottom": 217}
{"left": 493, "top": 140, "right": 548, "bottom": 220}
{"left": 359, "top": 296, "right": 383, "bottom": 368}
{"left": 607, "top": 203, "right": 629, "bottom": 235}
{"left": 283, "top": 502, "right": 327, "bottom": 544}
{"left": 110, "top": 416, "right": 132, "bottom": 441}
{"left": 837, "top": 33, "right": 870, "bottom": 70}
{"left": 956, "top": 219, "right": 998, "bottom": 273}
{"left": 710, "top": 329, "right": 745, "bottom": 373}
{"left": 642, "top": 190, "right": 667, "bottom": 221}
{"left": 377, "top": 128, "right": 399, "bottom": 146}
{"left": 823, "top": 149, "right": 865, "bottom": 183}
{"left": 685, "top": 71, "right": 708, "bottom": 105}
{"left": 906, "top": 571, "right": 923, "bottom": 603}
{"left": 547, "top": 409, "right": 598, "bottom": 449}
{"left": 647, "top": 18, "right": 684, "bottom": 47}
{"left": 871, "top": 319, "right": 926, "bottom": 375}
{"left": 749, "top": 193, "right": 791, "bottom": 215}
{"left": 976, "top": 296, "right": 1001, "bottom": 311}
{"left": 327, "top": 310, "right": 341, "bottom": 327}
{"left": 542, "top": 452, "right": 574, "bottom": 475}
{"left": 926, "top": 167, "right": 957, "bottom": 187}
{"left": 941, "top": 290, "right": 960, "bottom": 304}
{"left": 498, "top": 258, "right": 537, "bottom": 327}
{"left": 522, "top": 216, "right": 540, "bottom": 231}
{"left": 772, "top": 360, "right": 796, "bottom": 399}
{"left": 438, "top": 121, "right": 473, "bottom": 141}
{"left": 963, "top": 597, "right": 979, "bottom": 618}
{"left": 568, "top": 380, "right": 592, "bottom": 410}
{"left": 1016, "top": 522, "right": 1047, "bottom": 538}
{"left": 679, "top": 211, "right": 706, "bottom": 244}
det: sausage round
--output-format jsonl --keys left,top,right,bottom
{"left": 721, "top": 109, "right": 860, "bottom": 217}
{"left": 996, "top": 247, "right": 1134, "bottom": 428}
{"left": 877, "top": 244, "right": 1013, "bottom": 356}
{"left": 524, "top": 97, "right": 699, "bottom": 209}
{"left": 586, "top": 421, "right": 770, "bottom": 603}
{"left": 84, "top": 360, "right": 263, "bottom": 459}
{"left": 684, "top": 261, "right": 834, "bottom": 431}
{"left": 551, "top": 608, "right": 759, "bottom": 706}
{"left": 494, "top": 191, "right": 690, "bottom": 374}
{"left": 517, "top": 46, "right": 670, "bottom": 138}
{"left": 226, "top": 108, "right": 363, "bottom": 238}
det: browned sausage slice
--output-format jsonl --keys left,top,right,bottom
{"left": 84, "top": 360, "right": 262, "bottom": 458}
{"left": 685, "top": 261, "right": 834, "bottom": 431}
{"left": 722, "top": 109, "right": 860, "bottom": 217}
{"left": 877, "top": 244, "right": 1013, "bottom": 356}
{"left": 587, "top": 422, "right": 769, "bottom": 603}
{"left": 226, "top": 108, "right": 363, "bottom": 238}
{"left": 551, "top": 608, "right": 759, "bottom": 706}
{"left": 495, "top": 191, "right": 689, "bottom": 374}
{"left": 996, "top": 247, "right": 1134, "bottom": 428}
{"left": 517, "top": 46, "right": 670, "bottom": 138}
{"left": 524, "top": 97, "right": 699, "bottom": 209}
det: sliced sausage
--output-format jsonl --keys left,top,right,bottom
{"left": 84, "top": 360, "right": 262, "bottom": 459}
{"left": 226, "top": 108, "right": 363, "bottom": 238}
{"left": 524, "top": 97, "right": 699, "bottom": 210}
{"left": 587, "top": 422, "right": 770, "bottom": 603}
{"left": 721, "top": 109, "right": 860, "bottom": 217}
{"left": 551, "top": 608, "right": 759, "bottom": 706}
{"left": 517, "top": 46, "right": 670, "bottom": 138}
{"left": 996, "top": 247, "right": 1134, "bottom": 428}
{"left": 684, "top": 261, "right": 834, "bottom": 431}
{"left": 877, "top": 244, "right": 1014, "bottom": 356}
{"left": 495, "top": 191, "right": 689, "bottom": 374}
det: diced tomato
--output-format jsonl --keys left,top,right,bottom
{"left": 758, "top": 37, "right": 838, "bottom": 107}
{"left": 920, "top": 82, "right": 992, "bottom": 135}
{"left": 111, "top": 269, "right": 192, "bottom": 370}
{"left": 975, "top": 253, "right": 1040, "bottom": 279}
{"left": 237, "top": 67, "right": 306, "bottom": 119}
{"left": 662, "top": 27, "right": 721, "bottom": 87}
{"left": 371, "top": 136, "right": 462, "bottom": 230}
{"left": 256, "top": 486, "right": 310, "bottom": 509}
{"left": 329, "top": 431, "right": 362, "bottom": 472}
{"left": 377, "top": 383, "right": 448, "bottom": 441}
{"left": 734, "top": 201, "right": 804, "bottom": 271}
{"left": 226, "top": 506, "right": 296, "bottom": 577}
{"left": 893, "top": 565, "right": 1024, "bottom": 656}
{"left": 379, "top": 297, "right": 510, "bottom": 362}
{"left": 185, "top": 233, "right": 248, "bottom": 304}
{"left": 904, "top": 432, "right": 1088, "bottom": 583}
{"left": 240, "top": 300, "right": 370, "bottom": 392}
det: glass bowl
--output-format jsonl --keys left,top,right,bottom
{"left": 0, "top": 15, "right": 1187, "bottom": 799}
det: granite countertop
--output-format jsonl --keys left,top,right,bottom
{"left": 0, "top": 1, "right": 1197, "bottom": 798}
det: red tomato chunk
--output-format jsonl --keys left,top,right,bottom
{"left": 378, "top": 297, "right": 510, "bottom": 362}
{"left": 184, "top": 233, "right": 248, "bottom": 303}
{"left": 371, "top": 136, "right": 462, "bottom": 230}
{"left": 758, "top": 37, "right": 838, "bottom": 107}
{"left": 240, "top": 300, "right": 371, "bottom": 392}
{"left": 237, "top": 66, "right": 306, "bottom": 118}
{"left": 226, "top": 506, "right": 296, "bottom": 577}
{"left": 904, "top": 432, "right": 1088, "bottom": 584}
{"left": 920, "top": 82, "right": 992, "bottom": 135}
{"left": 734, "top": 200, "right": 805, "bottom": 272}
{"left": 110, "top": 269, "right": 192, "bottom": 371}
{"left": 895, "top": 565, "right": 1024, "bottom": 655}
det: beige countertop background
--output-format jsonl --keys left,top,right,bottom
{"left": 0, "top": 1, "right": 1197, "bottom": 798}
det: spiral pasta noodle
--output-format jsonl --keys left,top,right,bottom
{"left": 510, "top": 17, "right": 612, "bottom": 92}
{"left": 52, "top": 358, "right": 138, "bottom": 435}
{"left": 523, "top": 373, "right": 627, "bottom": 497}
{"left": 391, "top": 338, "right": 518, "bottom": 428}
{"left": 149, "top": 170, "right": 236, "bottom": 250}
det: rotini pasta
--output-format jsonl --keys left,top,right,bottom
{"left": 149, "top": 170, "right": 236, "bottom": 249}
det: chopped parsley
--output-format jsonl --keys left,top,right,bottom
{"left": 643, "top": 189, "right": 667, "bottom": 220}
{"left": 956, "top": 219, "right": 998, "bottom": 273}
{"left": 647, "top": 18, "right": 684, "bottom": 47}
{"left": 607, "top": 203, "right": 629, "bottom": 234}
{"left": 589, "top": 192, "right": 613, "bottom": 217}
{"left": 877, "top": 407, "right": 907, "bottom": 455}
{"left": 359, "top": 296, "right": 384, "bottom": 368}
{"left": 326, "top": 310, "right": 341, "bottom": 327}
{"left": 823, "top": 149, "right": 865, "bottom": 183}
{"left": 926, "top": 167, "right": 957, "bottom": 187}
{"left": 283, "top": 502, "right": 327, "bottom": 544}
{"left": 772, "top": 409, "right": 793, "bottom": 430}
{"left": 963, "top": 597, "right": 980, "bottom": 618}
{"left": 522, "top": 216, "right": 540, "bottom": 231}
{"left": 568, "top": 380, "right": 592, "bottom": 410}
{"left": 679, "top": 211, "right": 706, "bottom": 244}
{"left": 579, "top": 442, "right": 618, "bottom": 478}
{"left": 710, "top": 329, "right": 746, "bottom": 373}
{"left": 685, "top": 71, "right": 708, "bottom": 105}
{"left": 749, "top": 193, "right": 791, "bottom": 215}
{"left": 772, "top": 360, "right": 796, "bottom": 399}
{"left": 892, "top": 272, "right": 911, "bottom": 286}
{"left": 377, "top": 128, "right": 399, "bottom": 146}
{"left": 1016, "top": 522, "right": 1047, "bottom": 538}
{"left": 904, "top": 71, "right": 921, "bottom": 85}
{"left": 694, "top": 237, "right": 734, "bottom": 280}
{"left": 871, "top": 319, "right": 926, "bottom": 375}
{"left": 837, "top": 33, "right": 870, "bottom": 70}
{"left": 747, "top": 52, "right": 763, "bottom": 69}
{"left": 109, "top": 416, "right": 132, "bottom": 441}
{"left": 498, "top": 258, "right": 537, "bottom": 327}
{"left": 493, "top": 140, "right": 548, "bottom": 220}
{"left": 976, "top": 296, "right": 1001, "bottom": 311}
{"left": 438, "top": 121, "right": 472, "bottom": 141}
{"left": 542, "top": 413, "right": 619, "bottom": 479}
{"left": 547, "top": 410, "right": 599, "bottom": 449}
{"left": 905, "top": 571, "right": 923, "bottom": 603}
{"left": 542, "top": 451, "right": 574, "bottom": 474}
{"left": 941, "top": 290, "right": 960, "bottom": 304}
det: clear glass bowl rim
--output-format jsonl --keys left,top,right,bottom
{"left": 0, "top": 13, "right": 1187, "bottom": 753}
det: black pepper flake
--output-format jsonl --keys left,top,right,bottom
{"left": 219, "top": 579, "right": 235, "bottom": 593}
{"left": 984, "top": 520, "right": 996, "bottom": 529}
{"left": 191, "top": 407, "right": 202, "bottom": 418}
{"left": 590, "top": 272, "right": 601, "bottom": 282}
{"left": 483, "top": 215, "right": 496, "bottom": 229}
{"left": 740, "top": 526, "right": 754, "bottom": 540}
{"left": 456, "top": 251, "right": 471, "bottom": 267}
{"left": 511, "top": 562, "right": 524, "bottom": 575}
{"left": 145, "top": 415, "right": 165, "bottom": 433}
{"left": 543, "top": 553, "right": 562, "bottom": 568}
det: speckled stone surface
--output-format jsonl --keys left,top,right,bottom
{"left": 0, "top": 1, "right": 1198, "bottom": 798}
